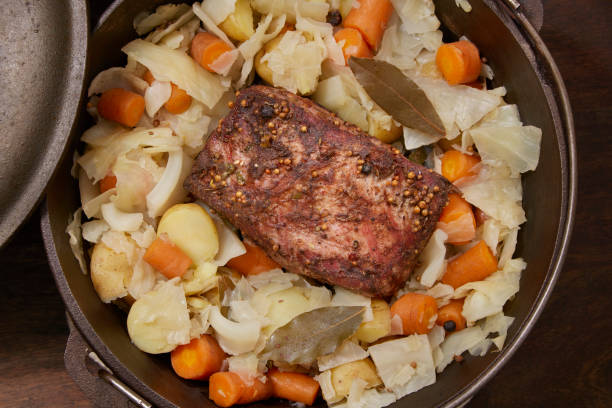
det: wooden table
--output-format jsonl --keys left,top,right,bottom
{"left": 1, "top": 0, "right": 610, "bottom": 406}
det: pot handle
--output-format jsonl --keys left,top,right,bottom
{"left": 502, "top": 0, "right": 544, "bottom": 31}
{"left": 64, "top": 314, "right": 152, "bottom": 408}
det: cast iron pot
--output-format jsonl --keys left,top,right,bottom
{"left": 41, "top": 0, "right": 577, "bottom": 407}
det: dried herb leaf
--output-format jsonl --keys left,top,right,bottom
{"left": 262, "top": 306, "right": 364, "bottom": 366}
{"left": 349, "top": 57, "right": 445, "bottom": 136}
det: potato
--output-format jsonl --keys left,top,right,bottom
{"left": 354, "top": 299, "right": 391, "bottom": 343}
{"left": 330, "top": 358, "right": 382, "bottom": 398}
{"left": 127, "top": 279, "right": 191, "bottom": 354}
{"left": 263, "top": 286, "right": 330, "bottom": 334}
{"left": 254, "top": 34, "right": 284, "bottom": 86}
{"left": 219, "top": 0, "right": 254, "bottom": 42}
{"left": 183, "top": 262, "right": 217, "bottom": 296}
{"left": 368, "top": 114, "right": 403, "bottom": 144}
{"left": 90, "top": 242, "right": 132, "bottom": 303}
{"left": 157, "top": 203, "right": 219, "bottom": 265}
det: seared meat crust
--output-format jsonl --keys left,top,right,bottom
{"left": 185, "top": 86, "right": 452, "bottom": 297}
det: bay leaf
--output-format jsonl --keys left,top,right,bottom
{"left": 262, "top": 306, "right": 364, "bottom": 366}
{"left": 349, "top": 57, "right": 445, "bottom": 136}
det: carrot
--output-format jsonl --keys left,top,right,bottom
{"left": 436, "top": 299, "right": 466, "bottom": 332}
{"left": 237, "top": 376, "right": 273, "bottom": 405}
{"left": 437, "top": 193, "right": 476, "bottom": 245}
{"left": 226, "top": 240, "right": 280, "bottom": 276}
{"left": 209, "top": 372, "right": 246, "bottom": 407}
{"left": 97, "top": 88, "right": 145, "bottom": 127}
{"left": 343, "top": 0, "right": 394, "bottom": 50}
{"left": 143, "top": 70, "right": 192, "bottom": 114}
{"left": 441, "top": 150, "right": 480, "bottom": 182}
{"left": 209, "top": 372, "right": 272, "bottom": 407}
{"left": 435, "top": 40, "right": 482, "bottom": 85}
{"left": 390, "top": 293, "right": 438, "bottom": 335}
{"left": 334, "top": 27, "right": 373, "bottom": 64}
{"left": 191, "top": 32, "right": 233, "bottom": 72}
{"left": 268, "top": 368, "right": 320, "bottom": 406}
{"left": 99, "top": 172, "right": 117, "bottom": 193}
{"left": 143, "top": 237, "right": 192, "bottom": 279}
{"left": 441, "top": 240, "right": 498, "bottom": 289}
{"left": 171, "top": 334, "right": 225, "bottom": 380}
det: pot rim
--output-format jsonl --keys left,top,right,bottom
{"left": 41, "top": 0, "right": 577, "bottom": 406}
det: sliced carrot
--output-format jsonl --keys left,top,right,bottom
{"left": 97, "top": 88, "right": 145, "bottom": 127}
{"left": 436, "top": 299, "right": 466, "bottom": 332}
{"left": 343, "top": 0, "right": 393, "bottom": 50}
{"left": 269, "top": 368, "right": 320, "bottom": 406}
{"left": 143, "top": 70, "right": 192, "bottom": 115}
{"left": 143, "top": 237, "right": 192, "bottom": 279}
{"left": 435, "top": 40, "right": 482, "bottom": 85}
{"left": 209, "top": 372, "right": 246, "bottom": 407}
{"left": 334, "top": 27, "right": 373, "bottom": 64}
{"left": 170, "top": 335, "right": 225, "bottom": 380}
{"left": 442, "top": 240, "right": 498, "bottom": 289}
{"left": 237, "top": 376, "right": 273, "bottom": 405}
{"left": 191, "top": 32, "right": 233, "bottom": 72}
{"left": 99, "top": 172, "right": 117, "bottom": 193}
{"left": 441, "top": 150, "right": 481, "bottom": 183}
{"left": 226, "top": 240, "right": 280, "bottom": 276}
{"left": 390, "top": 293, "right": 438, "bottom": 335}
{"left": 437, "top": 193, "right": 476, "bottom": 245}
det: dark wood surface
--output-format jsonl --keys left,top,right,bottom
{"left": 1, "top": 0, "right": 610, "bottom": 407}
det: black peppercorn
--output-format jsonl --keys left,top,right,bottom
{"left": 260, "top": 104, "right": 275, "bottom": 118}
{"left": 326, "top": 9, "right": 342, "bottom": 26}
{"left": 361, "top": 163, "right": 372, "bottom": 175}
{"left": 443, "top": 320, "right": 456, "bottom": 332}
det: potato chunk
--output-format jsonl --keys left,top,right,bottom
{"left": 330, "top": 358, "right": 382, "bottom": 398}
{"left": 354, "top": 299, "right": 391, "bottom": 343}
{"left": 157, "top": 203, "right": 219, "bottom": 265}
{"left": 90, "top": 242, "right": 132, "bottom": 303}
{"left": 219, "top": 0, "right": 254, "bottom": 42}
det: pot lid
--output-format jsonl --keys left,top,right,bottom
{"left": 0, "top": 0, "right": 88, "bottom": 247}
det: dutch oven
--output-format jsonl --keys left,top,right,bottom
{"left": 41, "top": 0, "right": 577, "bottom": 407}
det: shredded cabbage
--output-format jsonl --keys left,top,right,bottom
{"left": 88, "top": 67, "right": 149, "bottom": 97}
{"left": 335, "top": 380, "right": 397, "bottom": 408}
{"left": 369, "top": 334, "right": 436, "bottom": 398}
{"left": 208, "top": 212, "right": 246, "bottom": 266}
{"left": 192, "top": 2, "right": 236, "bottom": 47}
{"left": 200, "top": 0, "right": 236, "bottom": 24}
{"left": 317, "top": 340, "right": 369, "bottom": 371}
{"left": 134, "top": 4, "right": 191, "bottom": 36}
{"left": 81, "top": 120, "right": 126, "bottom": 147}
{"left": 81, "top": 220, "right": 110, "bottom": 244}
{"left": 227, "top": 352, "right": 261, "bottom": 382}
{"left": 391, "top": 0, "right": 440, "bottom": 34}
{"left": 316, "top": 370, "right": 342, "bottom": 404}
{"left": 128, "top": 253, "right": 157, "bottom": 299}
{"left": 415, "top": 229, "right": 447, "bottom": 287}
{"left": 146, "top": 9, "right": 196, "bottom": 44}
{"left": 435, "top": 326, "right": 484, "bottom": 372}
{"left": 457, "top": 163, "right": 526, "bottom": 229}
{"left": 122, "top": 39, "right": 227, "bottom": 109}
{"left": 66, "top": 208, "right": 87, "bottom": 274}
{"left": 331, "top": 287, "right": 373, "bottom": 322}
{"left": 481, "top": 312, "right": 515, "bottom": 350}
{"left": 251, "top": 0, "right": 329, "bottom": 23}
{"left": 498, "top": 227, "right": 518, "bottom": 268}
{"left": 144, "top": 80, "right": 172, "bottom": 117}
{"left": 112, "top": 154, "right": 156, "bottom": 213}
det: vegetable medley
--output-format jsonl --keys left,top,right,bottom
{"left": 66, "top": 0, "right": 542, "bottom": 407}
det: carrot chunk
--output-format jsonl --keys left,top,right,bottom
{"left": 226, "top": 240, "right": 280, "bottom": 276}
{"left": 269, "top": 368, "right": 320, "bottom": 406}
{"left": 436, "top": 299, "right": 467, "bottom": 332}
{"left": 237, "top": 376, "right": 273, "bottom": 405}
{"left": 390, "top": 293, "right": 438, "bottom": 335}
{"left": 143, "top": 70, "right": 192, "bottom": 114}
{"left": 97, "top": 88, "right": 145, "bottom": 127}
{"left": 171, "top": 334, "right": 225, "bottom": 380}
{"left": 99, "top": 172, "right": 117, "bottom": 193}
{"left": 441, "top": 150, "right": 480, "bottom": 182}
{"left": 435, "top": 40, "right": 482, "bottom": 85}
{"left": 343, "top": 0, "right": 393, "bottom": 50}
{"left": 442, "top": 240, "right": 498, "bottom": 289}
{"left": 437, "top": 193, "right": 476, "bottom": 245}
{"left": 209, "top": 372, "right": 246, "bottom": 407}
{"left": 143, "top": 237, "right": 192, "bottom": 279}
{"left": 334, "top": 27, "right": 373, "bottom": 64}
{"left": 191, "top": 32, "right": 233, "bottom": 72}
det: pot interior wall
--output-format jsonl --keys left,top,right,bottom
{"left": 45, "top": 0, "right": 566, "bottom": 407}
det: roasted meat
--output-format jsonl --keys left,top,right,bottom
{"left": 185, "top": 86, "right": 453, "bottom": 297}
